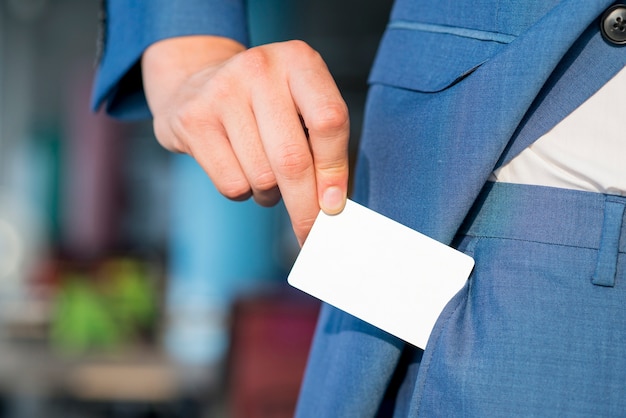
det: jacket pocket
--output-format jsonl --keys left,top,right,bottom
{"left": 368, "top": 21, "right": 514, "bottom": 93}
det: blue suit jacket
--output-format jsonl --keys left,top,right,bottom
{"left": 93, "top": 1, "right": 626, "bottom": 416}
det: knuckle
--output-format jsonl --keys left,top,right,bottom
{"left": 237, "top": 47, "right": 271, "bottom": 78}
{"left": 318, "top": 158, "right": 349, "bottom": 175}
{"left": 275, "top": 143, "right": 312, "bottom": 179}
{"left": 308, "top": 102, "right": 349, "bottom": 134}
{"left": 205, "top": 76, "right": 232, "bottom": 103}
{"left": 289, "top": 40, "right": 324, "bottom": 65}
{"left": 250, "top": 169, "right": 277, "bottom": 192}
{"left": 217, "top": 178, "right": 251, "bottom": 201}
{"left": 285, "top": 39, "right": 316, "bottom": 56}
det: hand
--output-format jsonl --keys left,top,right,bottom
{"left": 142, "top": 36, "right": 350, "bottom": 245}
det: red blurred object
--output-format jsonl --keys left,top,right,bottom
{"left": 228, "top": 286, "right": 320, "bottom": 418}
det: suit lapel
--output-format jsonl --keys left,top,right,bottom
{"left": 415, "top": 0, "right": 617, "bottom": 244}
{"left": 497, "top": 22, "right": 626, "bottom": 168}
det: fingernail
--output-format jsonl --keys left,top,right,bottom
{"left": 322, "top": 186, "right": 345, "bottom": 214}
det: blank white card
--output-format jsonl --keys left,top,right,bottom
{"left": 287, "top": 200, "right": 474, "bottom": 349}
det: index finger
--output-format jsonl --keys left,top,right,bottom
{"left": 288, "top": 51, "right": 350, "bottom": 215}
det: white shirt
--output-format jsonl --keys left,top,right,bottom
{"left": 491, "top": 65, "right": 626, "bottom": 196}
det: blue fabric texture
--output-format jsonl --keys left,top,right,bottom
{"left": 410, "top": 182, "right": 626, "bottom": 416}
{"left": 91, "top": 0, "right": 248, "bottom": 119}
{"left": 297, "top": 0, "right": 626, "bottom": 416}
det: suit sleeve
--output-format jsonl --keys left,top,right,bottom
{"left": 91, "top": 0, "right": 249, "bottom": 120}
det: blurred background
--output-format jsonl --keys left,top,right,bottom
{"left": 0, "top": 0, "right": 392, "bottom": 416}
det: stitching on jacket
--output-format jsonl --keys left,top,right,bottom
{"left": 388, "top": 20, "right": 516, "bottom": 44}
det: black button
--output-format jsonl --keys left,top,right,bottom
{"left": 601, "top": 4, "right": 626, "bottom": 45}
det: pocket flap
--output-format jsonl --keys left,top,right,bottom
{"left": 368, "top": 23, "right": 511, "bottom": 92}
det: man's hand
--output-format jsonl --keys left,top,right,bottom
{"left": 142, "top": 36, "right": 349, "bottom": 245}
